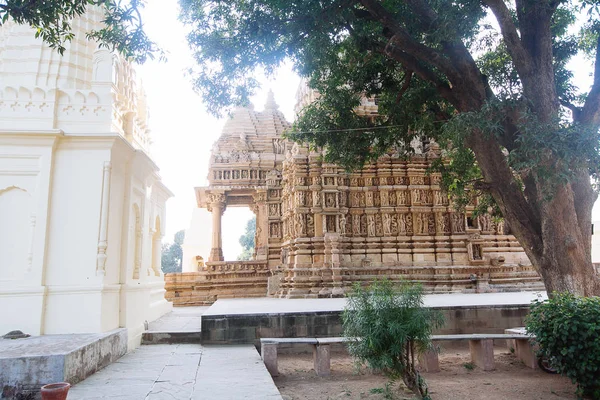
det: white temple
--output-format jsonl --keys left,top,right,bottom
{"left": 0, "top": 8, "right": 172, "bottom": 348}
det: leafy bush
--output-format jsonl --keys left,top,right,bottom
{"left": 342, "top": 280, "right": 444, "bottom": 400}
{"left": 526, "top": 293, "right": 600, "bottom": 399}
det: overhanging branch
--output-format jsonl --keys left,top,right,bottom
{"left": 483, "top": 0, "right": 533, "bottom": 79}
{"left": 581, "top": 33, "right": 600, "bottom": 128}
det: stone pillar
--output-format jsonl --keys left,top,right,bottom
{"left": 253, "top": 191, "right": 268, "bottom": 260}
{"left": 208, "top": 193, "right": 226, "bottom": 262}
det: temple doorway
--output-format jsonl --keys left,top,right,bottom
{"left": 221, "top": 207, "right": 255, "bottom": 260}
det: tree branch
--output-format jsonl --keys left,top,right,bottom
{"left": 379, "top": 42, "right": 456, "bottom": 104}
{"left": 483, "top": 0, "right": 533, "bottom": 78}
{"left": 580, "top": 32, "right": 600, "bottom": 128}
{"left": 396, "top": 70, "right": 413, "bottom": 103}
{"left": 560, "top": 99, "right": 582, "bottom": 122}
{"left": 358, "top": 0, "right": 459, "bottom": 80}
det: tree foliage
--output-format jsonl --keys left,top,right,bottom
{"left": 0, "top": 0, "right": 160, "bottom": 63}
{"left": 161, "top": 229, "right": 185, "bottom": 273}
{"left": 180, "top": 0, "right": 600, "bottom": 295}
{"left": 237, "top": 217, "right": 256, "bottom": 261}
{"left": 526, "top": 293, "right": 600, "bottom": 399}
{"left": 342, "top": 280, "right": 444, "bottom": 399}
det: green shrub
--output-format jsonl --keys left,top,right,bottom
{"left": 342, "top": 280, "right": 444, "bottom": 400}
{"left": 526, "top": 293, "right": 600, "bottom": 399}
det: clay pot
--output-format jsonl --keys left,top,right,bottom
{"left": 40, "top": 382, "right": 71, "bottom": 400}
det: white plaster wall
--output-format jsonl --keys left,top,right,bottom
{"left": 0, "top": 132, "right": 172, "bottom": 346}
{"left": 0, "top": 15, "right": 172, "bottom": 346}
{"left": 0, "top": 132, "right": 61, "bottom": 335}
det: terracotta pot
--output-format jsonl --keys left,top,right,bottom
{"left": 40, "top": 382, "right": 71, "bottom": 400}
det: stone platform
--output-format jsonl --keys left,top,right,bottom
{"left": 200, "top": 291, "right": 546, "bottom": 345}
{"left": 142, "top": 307, "right": 207, "bottom": 345}
{"left": 0, "top": 329, "right": 127, "bottom": 399}
{"left": 67, "top": 344, "right": 282, "bottom": 399}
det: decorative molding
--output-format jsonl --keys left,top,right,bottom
{"left": 96, "top": 161, "right": 112, "bottom": 275}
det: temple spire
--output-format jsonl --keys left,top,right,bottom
{"left": 264, "top": 89, "right": 279, "bottom": 110}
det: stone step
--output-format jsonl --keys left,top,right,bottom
{"left": 142, "top": 331, "right": 203, "bottom": 345}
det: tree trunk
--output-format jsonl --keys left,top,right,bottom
{"left": 534, "top": 182, "right": 600, "bottom": 296}
{"left": 466, "top": 124, "right": 600, "bottom": 297}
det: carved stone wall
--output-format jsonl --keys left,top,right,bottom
{"left": 274, "top": 147, "right": 538, "bottom": 298}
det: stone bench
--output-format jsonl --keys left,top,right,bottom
{"left": 420, "top": 333, "right": 535, "bottom": 372}
{"left": 260, "top": 337, "right": 349, "bottom": 377}
{"left": 261, "top": 333, "right": 536, "bottom": 377}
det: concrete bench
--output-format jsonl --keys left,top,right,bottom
{"left": 420, "top": 333, "right": 535, "bottom": 372}
{"left": 260, "top": 337, "right": 349, "bottom": 377}
{"left": 261, "top": 333, "right": 536, "bottom": 377}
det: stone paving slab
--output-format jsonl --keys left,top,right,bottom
{"left": 203, "top": 291, "right": 548, "bottom": 317}
{"left": 193, "top": 345, "right": 282, "bottom": 400}
{"left": 67, "top": 344, "right": 282, "bottom": 400}
{"left": 148, "top": 306, "right": 208, "bottom": 332}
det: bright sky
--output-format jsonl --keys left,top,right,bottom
{"left": 137, "top": 0, "right": 600, "bottom": 261}
{"left": 137, "top": 0, "right": 299, "bottom": 259}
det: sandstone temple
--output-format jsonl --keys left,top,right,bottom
{"left": 166, "top": 89, "right": 543, "bottom": 305}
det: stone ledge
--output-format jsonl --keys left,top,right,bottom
{"left": 0, "top": 328, "right": 127, "bottom": 399}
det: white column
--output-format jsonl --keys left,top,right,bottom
{"left": 208, "top": 193, "right": 226, "bottom": 262}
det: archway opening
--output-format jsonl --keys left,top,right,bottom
{"left": 221, "top": 207, "right": 255, "bottom": 261}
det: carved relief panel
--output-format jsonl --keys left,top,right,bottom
{"left": 451, "top": 213, "right": 466, "bottom": 233}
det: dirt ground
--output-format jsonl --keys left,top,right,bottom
{"left": 274, "top": 347, "right": 576, "bottom": 400}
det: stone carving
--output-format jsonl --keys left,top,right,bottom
{"left": 411, "top": 176, "right": 425, "bottom": 185}
{"left": 266, "top": 169, "right": 281, "bottom": 186}
{"left": 427, "top": 213, "right": 436, "bottom": 235}
{"left": 397, "top": 190, "right": 409, "bottom": 205}
{"left": 339, "top": 192, "right": 347, "bottom": 207}
{"left": 366, "top": 191, "right": 374, "bottom": 207}
{"left": 383, "top": 213, "right": 392, "bottom": 236}
{"left": 313, "top": 191, "right": 322, "bottom": 206}
{"left": 351, "top": 192, "right": 360, "bottom": 207}
{"left": 273, "top": 138, "right": 286, "bottom": 154}
{"left": 306, "top": 213, "right": 315, "bottom": 236}
{"left": 269, "top": 203, "right": 279, "bottom": 217}
{"left": 380, "top": 191, "right": 389, "bottom": 207}
{"left": 452, "top": 213, "right": 466, "bottom": 233}
{"left": 326, "top": 215, "right": 336, "bottom": 232}
{"left": 269, "top": 222, "right": 280, "bottom": 238}
{"left": 295, "top": 213, "right": 306, "bottom": 236}
{"left": 436, "top": 213, "right": 451, "bottom": 234}
{"left": 367, "top": 215, "right": 376, "bottom": 237}
{"left": 375, "top": 214, "right": 383, "bottom": 236}
{"left": 360, "top": 214, "right": 367, "bottom": 236}
{"left": 478, "top": 214, "right": 492, "bottom": 232}
{"left": 325, "top": 193, "right": 336, "bottom": 208}
{"left": 352, "top": 214, "right": 361, "bottom": 236}
{"left": 296, "top": 191, "right": 306, "bottom": 206}
{"left": 434, "top": 190, "right": 448, "bottom": 206}
{"left": 339, "top": 214, "right": 347, "bottom": 235}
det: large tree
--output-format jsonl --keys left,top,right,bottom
{"left": 161, "top": 230, "right": 185, "bottom": 273}
{"left": 179, "top": 0, "right": 600, "bottom": 295}
{"left": 237, "top": 217, "right": 256, "bottom": 261}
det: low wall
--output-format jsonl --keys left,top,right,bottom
{"left": 201, "top": 304, "right": 530, "bottom": 345}
{"left": 0, "top": 329, "right": 127, "bottom": 399}
{"left": 165, "top": 261, "right": 269, "bottom": 306}
{"left": 166, "top": 262, "right": 545, "bottom": 306}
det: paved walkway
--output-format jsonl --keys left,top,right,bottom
{"left": 67, "top": 344, "right": 281, "bottom": 400}
{"left": 148, "top": 306, "right": 208, "bottom": 332}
